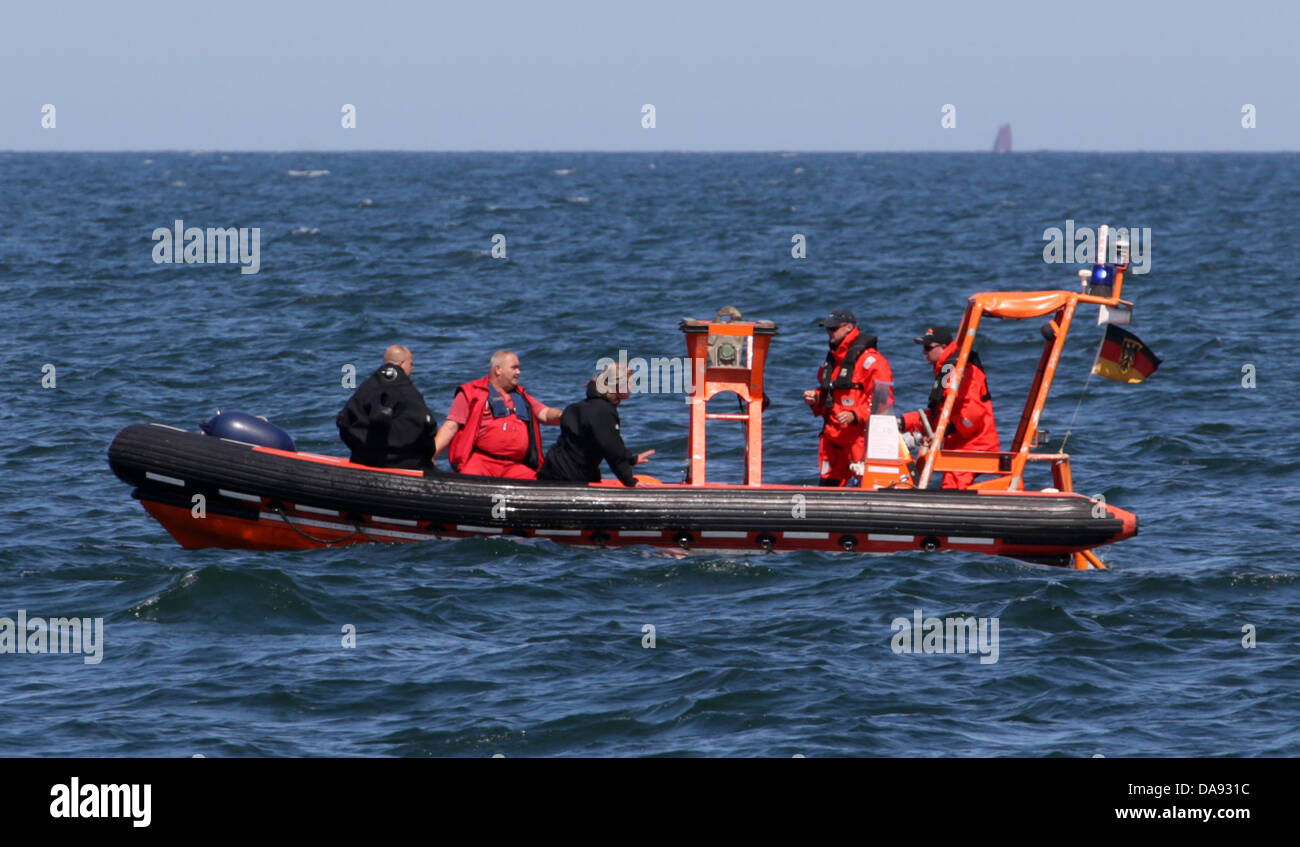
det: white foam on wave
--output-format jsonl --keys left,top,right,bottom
{"left": 287, "top": 169, "right": 330, "bottom": 177}
{"left": 566, "top": 195, "right": 591, "bottom": 205}
{"left": 553, "top": 168, "right": 574, "bottom": 176}
{"left": 292, "top": 226, "right": 321, "bottom": 235}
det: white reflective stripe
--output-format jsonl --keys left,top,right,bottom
{"left": 218, "top": 488, "right": 261, "bottom": 503}
{"left": 618, "top": 530, "right": 662, "bottom": 538}
{"left": 365, "top": 526, "right": 432, "bottom": 541}
{"left": 149, "top": 423, "right": 188, "bottom": 432}
{"left": 145, "top": 472, "right": 185, "bottom": 487}
{"left": 371, "top": 515, "right": 417, "bottom": 526}
{"left": 784, "top": 531, "right": 829, "bottom": 540}
{"left": 867, "top": 465, "right": 898, "bottom": 474}
{"left": 456, "top": 524, "right": 502, "bottom": 534}
{"left": 219, "top": 437, "right": 257, "bottom": 447}
{"left": 868, "top": 533, "right": 914, "bottom": 542}
{"left": 261, "top": 511, "right": 430, "bottom": 540}
{"left": 948, "top": 536, "right": 995, "bottom": 545}
{"left": 259, "top": 511, "right": 353, "bottom": 533}
{"left": 701, "top": 531, "right": 748, "bottom": 538}
{"left": 296, "top": 504, "right": 339, "bottom": 515}
{"left": 299, "top": 452, "right": 347, "bottom": 463}
{"left": 535, "top": 529, "right": 582, "bottom": 536}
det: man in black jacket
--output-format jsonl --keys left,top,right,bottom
{"left": 336, "top": 345, "right": 438, "bottom": 470}
{"left": 537, "top": 364, "right": 654, "bottom": 486}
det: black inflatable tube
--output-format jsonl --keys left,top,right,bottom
{"left": 108, "top": 423, "right": 1129, "bottom": 548}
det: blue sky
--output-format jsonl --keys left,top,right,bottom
{"left": 3, "top": 0, "right": 1293, "bottom": 150}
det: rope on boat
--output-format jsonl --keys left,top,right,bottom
{"left": 1058, "top": 367, "right": 1095, "bottom": 455}
{"left": 271, "top": 504, "right": 367, "bottom": 546}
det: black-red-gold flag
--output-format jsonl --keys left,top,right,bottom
{"left": 1092, "top": 325, "right": 1161, "bottom": 383}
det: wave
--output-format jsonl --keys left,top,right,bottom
{"left": 128, "top": 565, "right": 330, "bottom": 629}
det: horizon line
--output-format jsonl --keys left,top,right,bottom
{"left": 0, "top": 148, "right": 1293, "bottom": 155}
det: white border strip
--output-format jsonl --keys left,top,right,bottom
{"left": 259, "top": 511, "right": 352, "bottom": 533}
{"left": 365, "top": 526, "right": 431, "bottom": 541}
{"left": 618, "top": 530, "right": 662, "bottom": 538}
{"left": 149, "top": 423, "right": 189, "bottom": 432}
{"left": 701, "top": 531, "right": 748, "bottom": 538}
{"left": 296, "top": 504, "right": 339, "bottom": 515}
{"left": 867, "top": 465, "right": 899, "bottom": 475}
{"left": 948, "top": 536, "right": 995, "bottom": 545}
{"left": 456, "top": 524, "right": 503, "bottom": 534}
{"left": 260, "top": 511, "right": 430, "bottom": 541}
{"left": 145, "top": 472, "right": 185, "bottom": 487}
{"left": 535, "top": 529, "right": 582, "bottom": 536}
{"left": 299, "top": 452, "right": 347, "bottom": 463}
{"left": 784, "top": 531, "right": 829, "bottom": 540}
{"left": 371, "top": 515, "right": 417, "bottom": 526}
{"left": 868, "top": 533, "right": 914, "bottom": 543}
{"left": 218, "top": 488, "right": 262, "bottom": 503}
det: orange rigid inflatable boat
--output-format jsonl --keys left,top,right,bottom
{"left": 108, "top": 256, "right": 1140, "bottom": 570}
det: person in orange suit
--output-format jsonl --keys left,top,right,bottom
{"left": 803, "top": 308, "right": 894, "bottom": 486}
{"left": 901, "top": 327, "right": 1000, "bottom": 490}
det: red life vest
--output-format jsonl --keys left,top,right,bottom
{"left": 447, "top": 377, "right": 544, "bottom": 472}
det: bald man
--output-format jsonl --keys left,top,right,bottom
{"left": 434, "top": 350, "right": 562, "bottom": 479}
{"left": 336, "top": 345, "right": 439, "bottom": 470}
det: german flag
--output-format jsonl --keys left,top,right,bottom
{"left": 1092, "top": 325, "right": 1162, "bottom": 383}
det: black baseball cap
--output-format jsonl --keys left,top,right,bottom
{"left": 913, "top": 327, "right": 953, "bottom": 347}
{"left": 817, "top": 308, "right": 857, "bottom": 328}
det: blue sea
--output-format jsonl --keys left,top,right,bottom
{"left": 1, "top": 152, "right": 1295, "bottom": 757}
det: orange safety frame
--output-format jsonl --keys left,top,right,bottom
{"left": 913, "top": 264, "right": 1132, "bottom": 570}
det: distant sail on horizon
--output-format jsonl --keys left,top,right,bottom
{"left": 994, "top": 123, "right": 1012, "bottom": 153}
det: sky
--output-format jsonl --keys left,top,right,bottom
{"left": 2, "top": 0, "right": 1295, "bottom": 151}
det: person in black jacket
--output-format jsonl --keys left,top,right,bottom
{"left": 336, "top": 345, "right": 438, "bottom": 470}
{"left": 537, "top": 364, "right": 655, "bottom": 486}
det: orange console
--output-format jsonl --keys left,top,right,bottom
{"left": 679, "top": 312, "right": 777, "bottom": 485}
